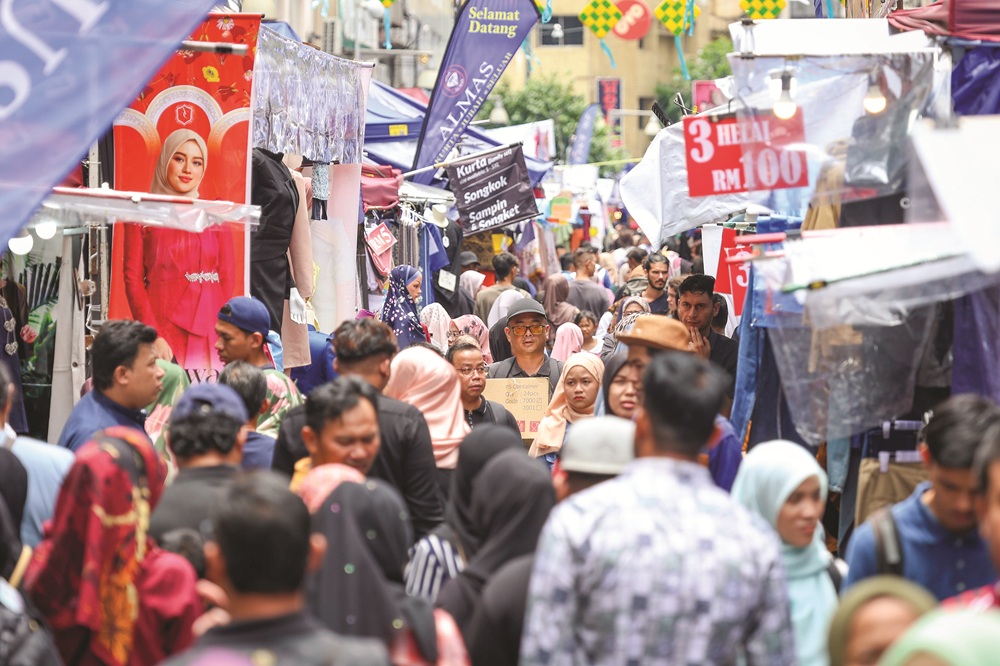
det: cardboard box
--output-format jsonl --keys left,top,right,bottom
{"left": 482, "top": 377, "right": 549, "bottom": 441}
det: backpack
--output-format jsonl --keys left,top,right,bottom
{"left": 870, "top": 507, "right": 904, "bottom": 576}
{"left": 0, "top": 579, "right": 60, "bottom": 666}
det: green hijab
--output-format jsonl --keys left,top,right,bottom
{"left": 827, "top": 576, "right": 936, "bottom": 666}
{"left": 878, "top": 608, "right": 1000, "bottom": 666}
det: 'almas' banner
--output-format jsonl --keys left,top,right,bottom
{"left": 448, "top": 145, "right": 539, "bottom": 236}
{"left": 411, "top": 0, "right": 539, "bottom": 185}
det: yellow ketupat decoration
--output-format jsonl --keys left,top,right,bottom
{"left": 579, "top": 0, "right": 622, "bottom": 38}
{"left": 579, "top": 0, "right": 622, "bottom": 66}
{"left": 740, "top": 0, "right": 785, "bottom": 19}
{"left": 654, "top": 0, "right": 700, "bottom": 36}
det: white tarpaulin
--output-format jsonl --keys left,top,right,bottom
{"left": 730, "top": 18, "right": 934, "bottom": 56}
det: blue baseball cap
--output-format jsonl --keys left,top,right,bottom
{"left": 172, "top": 383, "right": 249, "bottom": 423}
{"left": 218, "top": 296, "right": 270, "bottom": 338}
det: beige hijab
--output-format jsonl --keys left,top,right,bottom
{"left": 529, "top": 352, "right": 604, "bottom": 458}
{"left": 150, "top": 129, "right": 208, "bottom": 198}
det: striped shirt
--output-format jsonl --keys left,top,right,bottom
{"left": 405, "top": 532, "right": 464, "bottom": 602}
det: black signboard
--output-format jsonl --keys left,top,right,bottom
{"left": 447, "top": 145, "right": 539, "bottom": 236}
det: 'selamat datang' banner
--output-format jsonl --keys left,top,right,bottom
{"left": 410, "top": 0, "right": 540, "bottom": 185}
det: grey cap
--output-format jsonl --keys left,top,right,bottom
{"left": 561, "top": 416, "right": 636, "bottom": 475}
{"left": 504, "top": 298, "right": 546, "bottom": 324}
{"left": 459, "top": 251, "right": 480, "bottom": 266}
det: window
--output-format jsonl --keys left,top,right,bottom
{"left": 539, "top": 16, "right": 585, "bottom": 46}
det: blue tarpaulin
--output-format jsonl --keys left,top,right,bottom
{"left": 364, "top": 80, "right": 553, "bottom": 186}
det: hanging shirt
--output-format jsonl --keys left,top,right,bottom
{"left": 419, "top": 222, "right": 450, "bottom": 306}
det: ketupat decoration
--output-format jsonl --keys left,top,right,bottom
{"left": 579, "top": 0, "right": 622, "bottom": 67}
{"left": 740, "top": 0, "right": 786, "bottom": 19}
{"left": 655, "top": 0, "right": 700, "bottom": 79}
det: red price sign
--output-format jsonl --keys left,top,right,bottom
{"left": 714, "top": 227, "right": 752, "bottom": 316}
{"left": 683, "top": 112, "right": 808, "bottom": 197}
{"left": 365, "top": 222, "right": 396, "bottom": 255}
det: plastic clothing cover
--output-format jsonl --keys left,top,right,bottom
{"left": 253, "top": 27, "right": 372, "bottom": 164}
{"left": 727, "top": 49, "right": 951, "bottom": 215}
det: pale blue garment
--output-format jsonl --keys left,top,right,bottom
{"left": 731, "top": 440, "right": 837, "bottom": 666}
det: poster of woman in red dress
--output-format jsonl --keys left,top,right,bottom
{"left": 110, "top": 14, "right": 261, "bottom": 381}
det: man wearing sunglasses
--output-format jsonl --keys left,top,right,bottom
{"left": 487, "top": 299, "right": 563, "bottom": 398}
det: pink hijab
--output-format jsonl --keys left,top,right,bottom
{"left": 384, "top": 346, "right": 470, "bottom": 468}
{"left": 452, "top": 314, "right": 492, "bottom": 363}
{"left": 551, "top": 323, "right": 583, "bottom": 362}
{"left": 528, "top": 352, "right": 604, "bottom": 458}
{"left": 297, "top": 463, "right": 365, "bottom": 513}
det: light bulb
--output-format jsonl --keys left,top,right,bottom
{"left": 34, "top": 220, "right": 58, "bottom": 240}
{"left": 773, "top": 71, "right": 796, "bottom": 120}
{"left": 8, "top": 230, "right": 33, "bottom": 256}
{"left": 864, "top": 83, "right": 886, "bottom": 115}
{"left": 773, "top": 91, "right": 797, "bottom": 120}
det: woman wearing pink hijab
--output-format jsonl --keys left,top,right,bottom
{"left": 384, "top": 345, "right": 471, "bottom": 496}
{"left": 450, "top": 314, "right": 492, "bottom": 363}
{"left": 550, "top": 322, "right": 583, "bottom": 362}
{"left": 528, "top": 352, "right": 604, "bottom": 466}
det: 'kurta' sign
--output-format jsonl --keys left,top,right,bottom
{"left": 683, "top": 111, "right": 808, "bottom": 197}
{"left": 447, "top": 145, "right": 539, "bottom": 236}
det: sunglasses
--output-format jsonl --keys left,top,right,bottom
{"left": 509, "top": 324, "right": 546, "bottom": 336}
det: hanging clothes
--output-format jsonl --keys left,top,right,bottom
{"left": 250, "top": 148, "right": 299, "bottom": 335}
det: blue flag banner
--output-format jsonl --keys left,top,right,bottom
{"left": 568, "top": 103, "right": 601, "bottom": 165}
{"left": 0, "top": 0, "right": 217, "bottom": 248}
{"left": 410, "top": 0, "right": 540, "bottom": 185}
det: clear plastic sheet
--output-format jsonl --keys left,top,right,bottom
{"left": 769, "top": 306, "right": 934, "bottom": 446}
{"left": 727, "top": 49, "right": 950, "bottom": 214}
{"left": 253, "top": 27, "right": 371, "bottom": 163}
{"left": 34, "top": 188, "right": 260, "bottom": 233}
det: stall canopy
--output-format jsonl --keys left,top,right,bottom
{"left": 364, "top": 81, "right": 553, "bottom": 186}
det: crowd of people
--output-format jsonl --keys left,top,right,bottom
{"left": 2, "top": 232, "right": 1000, "bottom": 665}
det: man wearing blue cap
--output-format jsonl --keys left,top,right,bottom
{"left": 216, "top": 296, "right": 302, "bottom": 438}
{"left": 149, "top": 382, "right": 249, "bottom": 543}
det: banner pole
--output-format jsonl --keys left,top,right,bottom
{"left": 400, "top": 142, "right": 523, "bottom": 179}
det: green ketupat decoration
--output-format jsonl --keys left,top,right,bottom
{"left": 740, "top": 0, "right": 785, "bottom": 19}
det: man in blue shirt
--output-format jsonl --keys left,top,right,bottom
{"left": 57, "top": 320, "right": 164, "bottom": 451}
{"left": 219, "top": 360, "right": 275, "bottom": 470}
{"left": 845, "top": 394, "right": 1000, "bottom": 600}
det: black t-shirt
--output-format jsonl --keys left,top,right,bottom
{"left": 467, "top": 399, "right": 521, "bottom": 434}
{"left": 159, "top": 612, "right": 388, "bottom": 666}
{"left": 708, "top": 329, "right": 740, "bottom": 397}
{"left": 149, "top": 465, "right": 239, "bottom": 543}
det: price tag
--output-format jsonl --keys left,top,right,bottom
{"left": 683, "top": 111, "right": 808, "bottom": 197}
{"left": 364, "top": 222, "right": 396, "bottom": 255}
{"left": 437, "top": 269, "right": 457, "bottom": 292}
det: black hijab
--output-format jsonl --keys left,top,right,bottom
{"left": 309, "top": 480, "right": 438, "bottom": 661}
{"left": 436, "top": 449, "right": 556, "bottom": 634}
{"left": 602, "top": 352, "right": 630, "bottom": 417}
{"left": 488, "top": 319, "right": 513, "bottom": 364}
{"left": 0, "top": 447, "right": 27, "bottom": 537}
{"left": 442, "top": 426, "right": 523, "bottom": 558}
{"left": 0, "top": 492, "right": 21, "bottom": 581}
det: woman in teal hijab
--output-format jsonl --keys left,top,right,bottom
{"left": 879, "top": 609, "right": 1000, "bottom": 666}
{"left": 732, "top": 440, "right": 838, "bottom": 666}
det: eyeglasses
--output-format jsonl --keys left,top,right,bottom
{"left": 457, "top": 364, "right": 489, "bottom": 377}
{"left": 509, "top": 324, "right": 546, "bottom": 336}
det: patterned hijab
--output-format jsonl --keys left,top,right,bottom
{"left": 453, "top": 314, "right": 492, "bottom": 363}
{"left": 150, "top": 129, "right": 207, "bottom": 199}
{"left": 25, "top": 427, "right": 167, "bottom": 666}
{"left": 528, "top": 352, "right": 604, "bottom": 458}
{"left": 380, "top": 265, "right": 427, "bottom": 350}
{"left": 420, "top": 302, "right": 452, "bottom": 354}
